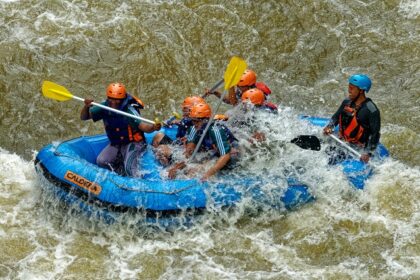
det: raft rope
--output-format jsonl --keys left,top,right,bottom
{"left": 53, "top": 150, "right": 201, "bottom": 195}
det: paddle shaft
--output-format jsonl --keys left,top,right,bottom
{"left": 201, "top": 79, "right": 224, "bottom": 98}
{"left": 75, "top": 96, "right": 155, "bottom": 124}
{"left": 329, "top": 134, "right": 362, "bottom": 158}
{"left": 190, "top": 89, "right": 228, "bottom": 161}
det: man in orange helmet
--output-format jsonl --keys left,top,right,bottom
{"left": 230, "top": 88, "right": 278, "bottom": 143}
{"left": 80, "top": 82, "right": 161, "bottom": 177}
{"left": 152, "top": 96, "right": 206, "bottom": 166}
{"left": 168, "top": 102, "right": 238, "bottom": 181}
{"left": 205, "top": 69, "right": 277, "bottom": 110}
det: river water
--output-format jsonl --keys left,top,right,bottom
{"left": 0, "top": 0, "right": 419, "bottom": 279}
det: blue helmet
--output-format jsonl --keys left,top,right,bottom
{"left": 348, "top": 74, "right": 372, "bottom": 93}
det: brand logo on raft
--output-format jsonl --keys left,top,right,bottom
{"left": 64, "top": 171, "right": 102, "bottom": 195}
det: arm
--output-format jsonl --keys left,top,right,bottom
{"left": 361, "top": 107, "right": 381, "bottom": 162}
{"left": 201, "top": 153, "right": 231, "bottom": 181}
{"left": 184, "top": 142, "right": 196, "bottom": 158}
{"left": 168, "top": 132, "right": 195, "bottom": 179}
{"left": 167, "top": 161, "right": 187, "bottom": 179}
{"left": 324, "top": 100, "right": 346, "bottom": 134}
{"left": 366, "top": 109, "right": 380, "bottom": 152}
{"left": 226, "top": 87, "right": 238, "bottom": 105}
{"left": 80, "top": 99, "right": 93, "bottom": 120}
{"left": 205, "top": 87, "right": 236, "bottom": 105}
{"left": 139, "top": 122, "right": 161, "bottom": 133}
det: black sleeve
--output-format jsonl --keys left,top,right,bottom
{"left": 366, "top": 108, "right": 381, "bottom": 152}
{"left": 327, "top": 100, "right": 347, "bottom": 128}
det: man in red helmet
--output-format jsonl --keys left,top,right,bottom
{"left": 80, "top": 82, "right": 161, "bottom": 177}
{"left": 167, "top": 102, "right": 238, "bottom": 181}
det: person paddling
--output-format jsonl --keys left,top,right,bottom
{"left": 152, "top": 96, "right": 206, "bottom": 166}
{"left": 224, "top": 88, "right": 278, "bottom": 145}
{"left": 80, "top": 83, "right": 161, "bottom": 177}
{"left": 205, "top": 69, "right": 277, "bottom": 110}
{"left": 167, "top": 102, "right": 238, "bottom": 181}
{"left": 323, "top": 74, "right": 381, "bottom": 163}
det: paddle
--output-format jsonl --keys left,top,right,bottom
{"left": 41, "top": 81, "right": 156, "bottom": 125}
{"left": 291, "top": 135, "right": 321, "bottom": 151}
{"left": 292, "top": 134, "right": 368, "bottom": 161}
{"left": 328, "top": 134, "right": 363, "bottom": 158}
{"left": 201, "top": 78, "right": 224, "bottom": 98}
{"left": 190, "top": 56, "right": 247, "bottom": 161}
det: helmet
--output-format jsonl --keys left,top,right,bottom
{"left": 181, "top": 96, "right": 205, "bottom": 109}
{"left": 106, "top": 83, "right": 127, "bottom": 99}
{"left": 348, "top": 74, "right": 372, "bottom": 93}
{"left": 241, "top": 88, "right": 265, "bottom": 105}
{"left": 190, "top": 102, "right": 212, "bottom": 118}
{"left": 237, "top": 69, "right": 257, "bottom": 87}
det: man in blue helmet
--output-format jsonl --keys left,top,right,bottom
{"left": 323, "top": 74, "right": 381, "bottom": 163}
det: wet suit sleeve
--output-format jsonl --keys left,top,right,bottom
{"left": 365, "top": 106, "right": 381, "bottom": 153}
{"left": 327, "top": 100, "right": 347, "bottom": 128}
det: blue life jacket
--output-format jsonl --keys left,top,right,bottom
{"left": 176, "top": 118, "right": 193, "bottom": 139}
{"left": 100, "top": 94, "right": 145, "bottom": 145}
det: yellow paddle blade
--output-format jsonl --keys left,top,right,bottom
{"left": 223, "top": 56, "right": 247, "bottom": 90}
{"left": 173, "top": 112, "right": 182, "bottom": 119}
{"left": 42, "top": 81, "right": 74, "bottom": 101}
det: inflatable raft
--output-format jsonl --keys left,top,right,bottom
{"left": 34, "top": 116, "right": 388, "bottom": 227}
{"left": 35, "top": 127, "right": 314, "bottom": 228}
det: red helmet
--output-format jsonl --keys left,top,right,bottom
{"left": 190, "top": 102, "right": 212, "bottom": 118}
{"left": 241, "top": 88, "right": 265, "bottom": 105}
{"left": 106, "top": 83, "right": 127, "bottom": 99}
{"left": 237, "top": 69, "right": 257, "bottom": 87}
{"left": 181, "top": 96, "right": 205, "bottom": 109}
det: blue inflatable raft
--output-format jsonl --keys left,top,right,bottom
{"left": 35, "top": 130, "right": 314, "bottom": 227}
{"left": 34, "top": 116, "right": 388, "bottom": 227}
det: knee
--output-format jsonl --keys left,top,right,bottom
{"left": 96, "top": 155, "right": 107, "bottom": 167}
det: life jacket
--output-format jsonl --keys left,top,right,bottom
{"left": 235, "top": 82, "right": 272, "bottom": 100}
{"left": 339, "top": 105, "right": 364, "bottom": 144}
{"left": 255, "top": 82, "right": 271, "bottom": 95}
{"left": 214, "top": 114, "right": 229, "bottom": 121}
{"left": 176, "top": 118, "right": 193, "bottom": 139}
{"left": 102, "top": 94, "right": 146, "bottom": 145}
{"left": 263, "top": 102, "right": 278, "bottom": 112}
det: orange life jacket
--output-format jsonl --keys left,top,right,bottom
{"left": 339, "top": 105, "right": 364, "bottom": 144}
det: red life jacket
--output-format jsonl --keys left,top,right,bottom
{"left": 255, "top": 82, "right": 271, "bottom": 95}
{"left": 339, "top": 105, "right": 364, "bottom": 144}
{"left": 264, "top": 101, "right": 278, "bottom": 110}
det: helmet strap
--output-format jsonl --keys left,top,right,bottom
{"left": 354, "top": 89, "right": 366, "bottom": 105}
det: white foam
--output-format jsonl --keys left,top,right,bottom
{"left": 399, "top": 0, "right": 420, "bottom": 18}
{"left": 0, "top": 148, "right": 36, "bottom": 193}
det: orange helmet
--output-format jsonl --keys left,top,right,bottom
{"left": 106, "top": 83, "right": 127, "bottom": 99}
{"left": 241, "top": 88, "right": 265, "bottom": 105}
{"left": 237, "top": 69, "right": 257, "bottom": 87}
{"left": 181, "top": 96, "right": 205, "bottom": 109}
{"left": 190, "top": 102, "right": 212, "bottom": 118}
